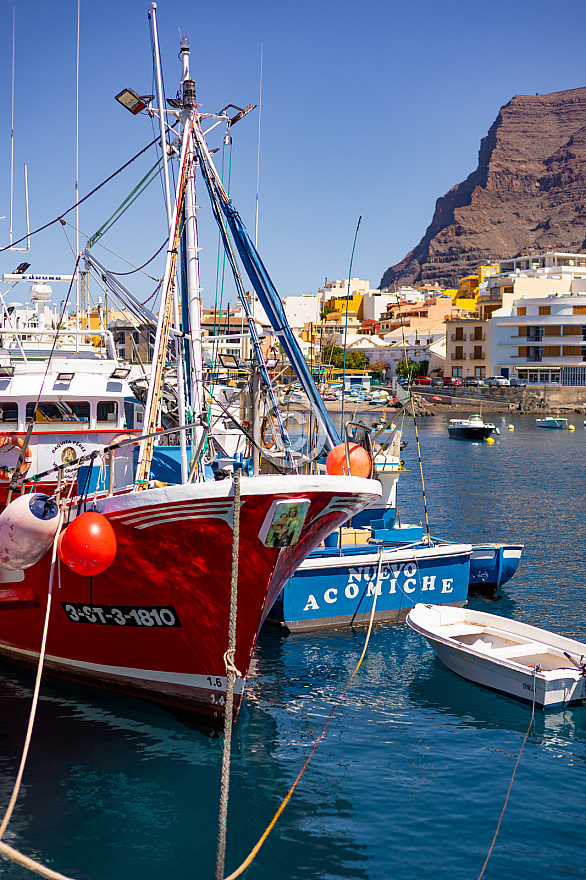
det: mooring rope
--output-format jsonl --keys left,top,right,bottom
{"left": 0, "top": 488, "right": 78, "bottom": 880}
{"left": 216, "top": 468, "right": 242, "bottom": 880}
{"left": 223, "top": 546, "right": 384, "bottom": 880}
{"left": 476, "top": 666, "right": 537, "bottom": 880}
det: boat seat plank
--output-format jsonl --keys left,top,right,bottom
{"left": 488, "top": 642, "right": 549, "bottom": 659}
{"left": 440, "top": 624, "right": 484, "bottom": 638}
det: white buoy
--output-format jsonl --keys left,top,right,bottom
{"left": 0, "top": 493, "right": 59, "bottom": 570}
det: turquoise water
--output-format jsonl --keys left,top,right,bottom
{"left": 1, "top": 414, "right": 586, "bottom": 879}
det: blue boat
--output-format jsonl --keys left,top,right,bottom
{"left": 268, "top": 540, "right": 472, "bottom": 632}
{"left": 266, "top": 429, "right": 523, "bottom": 632}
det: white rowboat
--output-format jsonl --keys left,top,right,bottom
{"left": 406, "top": 604, "right": 586, "bottom": 708}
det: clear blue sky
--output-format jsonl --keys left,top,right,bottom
{"left": 1, "top": 0, "right": 586, "bottom": 310}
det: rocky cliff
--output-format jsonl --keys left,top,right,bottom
{"left": 380, "top": 87, "right": 586, "bottom": 289}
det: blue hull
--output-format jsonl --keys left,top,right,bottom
{"left": 469, "top": 544, "right": 523, "bottom": 591}
{"left": 269, "top": 543, "right": 471, "bottom": 632}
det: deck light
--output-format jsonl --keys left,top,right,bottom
{"left": 56, "top": 372, "right": 75, "bottom": 382}
{"left": 115, "top": 89, "right": 154, "bottom": 115}
{"left": 109, "top": 367, "right": 131, "bottom": 380}
{"left": 0, "top": 366, "right": 15, "bottom": 378}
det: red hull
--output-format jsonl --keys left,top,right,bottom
{"left": 0, "top": 476, "right": 380, "bottom": 719}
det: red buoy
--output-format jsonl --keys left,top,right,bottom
{"left": 326, "top": 442, "right": 371, "bottom": 478}
{"left": 57, "top": 512, "right": 117, "bottom": 576}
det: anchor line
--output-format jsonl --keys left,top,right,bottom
{"left": 476, "top": 666, "right": 537, "bottom": 880}
{"left": 223, "top": 547, "right": 384, "bottom": 880}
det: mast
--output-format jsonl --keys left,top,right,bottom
{"left": 148, "top": 3, "right": 188, "bottom": 482}
{"left": 179, "top": 37, "right": 204, "bottom": 429}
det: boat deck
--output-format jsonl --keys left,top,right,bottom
{"left": 441, "top": 623, "right": 579, "bottom": 672}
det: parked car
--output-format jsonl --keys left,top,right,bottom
{"left": 396, "top": 376, "right": 410, "bottom": 387}
{"left": 412, "top": 376, "right": 432, "bottom": 385}
{"left": 463, "top": 377, "right": 480, "bottom": 387}
{"left": 487, "top": 376, "right": 510, "bottom": 387}
{"left": 443, "top": 377, "right": 463, "bottom": 387}
{"left": 510, "top": 378, "right": 527, "bottom": 387}
{"left": 431, "top": 377, "right": 444, "bottom": 387}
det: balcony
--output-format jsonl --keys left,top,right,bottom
{"left": 451, "top": 353, "right": 466, "bottom": 360}
{"left": 470, "top": 333, "right": 485, "bottom": 342}
{"left": 451, "top": 333, "right": 467, "bottom": 342}
{"left": 470, "top": 351, "right": 485, "bottom": 360}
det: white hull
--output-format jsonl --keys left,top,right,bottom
{"left": 407, "top": 604, "right": 586, "bottom": 708}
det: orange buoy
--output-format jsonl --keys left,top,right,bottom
{"left": 326, "top": 442, "right": 371, "bottom": 478}
{"left": 58, "top": 512, "right": 117, "bottom": 576}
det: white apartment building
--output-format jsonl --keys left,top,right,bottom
{"left": 489, "top": 252, "right": 586, "bottom": 384}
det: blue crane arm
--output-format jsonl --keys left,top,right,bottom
{"left": 218, "top": 200, "right": 340, "bottom": 449}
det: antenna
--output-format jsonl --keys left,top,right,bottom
{"left": 4, "top": 7, "right": 30, "bottom": 253}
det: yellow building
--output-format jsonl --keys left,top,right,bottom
{"left": 451, "top": 265, "right": 499, "bottom": 311}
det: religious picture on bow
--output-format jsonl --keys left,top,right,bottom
{"left": 259, "top": 499, "right": 311, "bottom": 548}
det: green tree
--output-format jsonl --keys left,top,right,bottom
{"left": 395, "top": 359, "right": 429, "bottom": 378}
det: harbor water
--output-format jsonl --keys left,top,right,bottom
{"left": 1, "top": 413, "right": 585, "bottom": 879}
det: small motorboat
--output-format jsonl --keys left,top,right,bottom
{"left": 406, "top": 604, "right": 586, "bottom": 708}
{"left": 536, "top": 417, "right": 568, "bottom": 428}
{"left": 448, "top": 414, "right": 496, "bottom": 440}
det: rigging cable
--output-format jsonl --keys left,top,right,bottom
{"left": 340, "top": 217, "right": 362, "bottom": 429}
{"left": 0, "top": 137, "right": 160, "bottom": 253}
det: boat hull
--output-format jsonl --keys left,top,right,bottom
{"left": 447, "top": 426, "right": 494, "bottom": 440}
{"left": 0, "top": 476, "right": 381, "bottom": 718}
{"left": 268, "top": 543, "right": 471, "bottom": 632}
{"left": 407, "top": 604, "right": 586, "bottom": 709}
{"left": 469, "top": 544, "right": 523, "bottom": 591}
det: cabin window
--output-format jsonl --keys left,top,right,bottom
{"left": 26, "top": 401, "right": 90, "bottom": 423}
{"left": 0, "top": 402, "right": 18, "bottom": 423}
{"left": 97, "top": 401, "right": 118, "bottom": 422}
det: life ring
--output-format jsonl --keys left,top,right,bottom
{"left": 110, "top": 433, "right": 136, "bottom": 448}
{"left": 0, "top": 433, "right": 33, "bottom": 481}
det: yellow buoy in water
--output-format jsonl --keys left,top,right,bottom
{"left": 485, "top": 436, "right": 495, "bottom": 444}
{"left": 508, "top": 424, "right": 515, "bottom": 431}
{"left": 569, "top": 424, "right": 575, "bottom": 431}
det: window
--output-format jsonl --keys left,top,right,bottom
{"left": 0, "top": 402, "right": 18, "bottom": 423}
{"left": 518, "top": 327, "right": 528, "bottom": 337}
{"left": 518, "top": 346, "right": 529, "bottom": 358}
{"left": 132, "top": 331, "right": 140, "bottom": 344}
{"left": 473, "top": 326, "right": 483, "bottom": 340}
{"left": 474, "top": 367, "right": 486, "bottom": 378}
{"left": 573, "top": 306, "right": 586, "bottom": 315}
{"left": 562, "top": 346, "right": 581, "bottom": 357}
{"left": 97, "top": 401, "right": 118, "bottom": 422}
{"left": 543, "top": 346, "right": 560, "bottom": 357}
{"left": 473, "top": 346, "right": 483, "bottom": 360}
{"left": 454, "top": 327, "right": 464, "bottom": 341}
{"left": 26, "top": 401, "right": 90, "bottom": 422}
{"left": 544, "top": 325, "right": 561, "bottom": 336}
{"left": 538, "top": 306, "right": 551, "bottom": 316}
{"left": 517, "top": 307, "right": 526, "bottom": 316}
{"left": 452, "top": 367, "right": 463, "bottom": 377}
{"left": 563, "top": 325, "right": 579, "bottom": 336}
{"left": 504, "top": 286, "right": 514, "bottom": 293}
{"left": 455, "top": 346, "right": 463, "bottom": 359}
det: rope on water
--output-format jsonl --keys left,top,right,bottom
{"left": 223, "top": 546, "right": 384, "bottom": 880}
{"left": 476, "top": 667, "right": 537, "bottom": 880}
{"left": 216, "top": 468, "right": 242, "bottom": 880}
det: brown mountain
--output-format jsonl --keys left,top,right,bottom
{"left": 380, "top": 87, "right": 586, "bottom": 289}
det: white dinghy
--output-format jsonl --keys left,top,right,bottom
{"left": 406, "top": 604, "right": 586, "bottom": 708}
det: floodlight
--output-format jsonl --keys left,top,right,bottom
{"left": 109, "top": 367, "right": 131, "bottom": 380}
{"left": 115, "top": 89, "right": 154, "bottom": 115}
{"left": 56, "top": 372, "right": 75, "bottom": 382}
